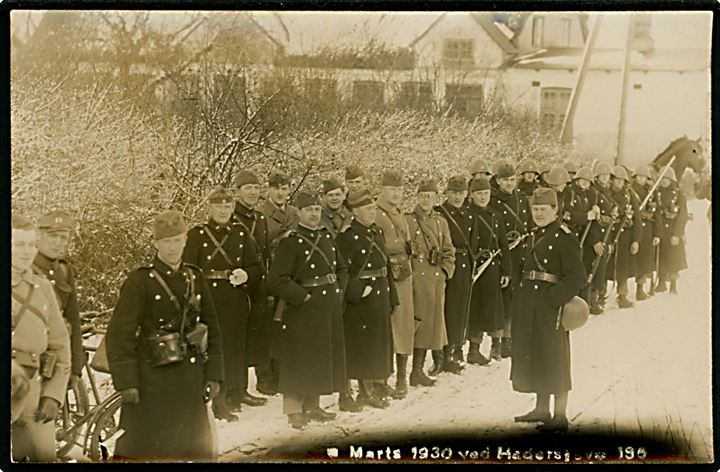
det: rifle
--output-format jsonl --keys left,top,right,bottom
{"left": 471, "top": 229, "right": 534, "bottom": 285}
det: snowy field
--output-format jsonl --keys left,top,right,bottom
{"left": 216, "top": 199, "right": 712, "bottom": 464}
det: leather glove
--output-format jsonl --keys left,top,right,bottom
{"left": 35, "top": 397, "right": 60, "bottom": 423}
{"left": 652, "top": 237, "right": 660, "bottom": 246}
{"left": 671, "top": 236, "right": 680, "bottom": 246}
{"left": 203, "top": 381, "right": 220, "bottom": 403}
{"left": 500, "top": 276, "right": 511, "bottom": 288}
{"left": 120, "top": 387, "right": 140, "bottom": 405}
{"left": 593, "top": 242, "right": 605, "bottom": 256}
{"left": 361, "top": 285, "right": 373, "bottom": 298}
{"left": 586, "top": 209, "right": 597, "bottom": 221}
{"left": 629, "top": 242, "right": 639, "bottom": 255}
{"left": 230, "top": 268, "right": 248, "bottom": 286}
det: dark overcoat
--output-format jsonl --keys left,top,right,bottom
{"left": 657, "top": 184, "right": 688, "bottom": 274}
{"left": 467, "top": 203, "right": 510, "bottom": 334}
{"left": 606, "top": 186, "right": 642, "bottom": 282}
{"left": 233, "top": 202, "right": 271, "bottom": 367}
{"left": 436, "top": 202, "right": 476, "bottom": 345}
{"left": 510, "top": 220, "right": 586, "bottom": 394}
{"left": 268, "top": 224, "right": 348, "bottom": 396}
{"left": 107, "top": 258, "right": 224, "bottom": 460}
{"left": 587, "top": 182, "right": 617, "bottom": 290}
{"left": 336, "top": 219, "right": 397, "bottom": 380}
{"left": 629, "top": 183, "right": 663, "bottom": 277}
{"left": 183, "top": 219, "right": 260, "bottom": 394}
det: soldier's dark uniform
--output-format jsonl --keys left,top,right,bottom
{"left": 436, "top": 177, "right": 476, "bottom": 371}
{"left": 656, "top": 169, "right": 688, "bottom": 293}
{"left": 321, "top": 204, "right": 353, "bottom": 238}
{"left": 590, "top": 163, "right": 617, "bottom": 312}
{"left": 107, "top": 212, "right": 224, "bottom": 460}
{"left": 517, "top": 159, "right": 540, "bottom": 198}
{"left": 490, "top": 162, "right": 533, "bottom": 357}
{"left": 33, "top": 211, "right": 84, "bottom": 381}
{"left": 629, "top": 165, "right": 662, "bottom": 299}
{"left": 183, "top": 188, "right": 261, "bottom": 420}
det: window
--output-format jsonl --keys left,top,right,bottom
{"left": 445, "top": 83, "right": 483, "bottom": 117}
{"left": 305, "top": 78, "right": 337, "bottom": 102}
{"left": 443, "top": 39, "right": 474, "bottom": 67}
{"left": 398, "top": 81, "right": 433, "bottom": 111}
{"left": 540, "top": 87, "right": 572, "bottom": 129}
{"left": 352, "top": 80, "right": 384, "bottom": 107}
{"left": 532, "top": 16, "right": 544, "bottom": 47}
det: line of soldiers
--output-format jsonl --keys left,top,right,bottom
{"left": 10, "top": 154, "right": 690, "bottom": 460}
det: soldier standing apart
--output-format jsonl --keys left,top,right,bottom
{"left": 320, "top": 177, "right": 353, "bottom": 239}
{"left": 490, "top": 160, "right": 533, "bottom": 359}
{"left": 405, "top": 179, "right": 455, "bottom": 386}
{"left": 655, "top": 168, "right": 688, "bottom": 294}
{"left": 510, "top": 188, "right": 586, "bottom": 433}
{"left": 590, "top": 162, "right": 618, "bottom": 314}
{"left": 435, "top": 176, "right": 476, "bottom": 374}
{"left": 517, "top": 159, "right": 540, "bottom": 198}
{"left": 336, "top": 188, "right": 397, "bottom": 409}
{"left": 106, "top": 211, "right": 224, "bottom": 460}
{"left": 183, "top": 188, "right": 261, "bottom": 422}
{"left": 11, "top": 214, "right": 71, "bottom": 462}
{"left": 606, "top": 166, "right": 642, "bottom": 308}
{"left": 259, "top": 170, "right": 299, "bottom": 397}
{"left": 268, "top": 191, "right": 348, "bottom": 430}
{"left": 630, "top": 165, "right": 662, "bottom": 300}
{"left": 33, "top": 211, "right": 84, "bottom": 391}
{"left": 467, "top": 178, "right": 511, "bottom": 364}
{"left": 375, "top": 170, "right": 415, "bottom": 399}
{"left": 232, "top": 170, "right": 271, "bottom": 405}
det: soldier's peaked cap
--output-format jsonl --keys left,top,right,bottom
{"left": 530, "top": 187, "right": 558, "bottom": 207}
{"left": 153, "top": 210, "right": 187, "bottom": 240}
{"left": 268, "top": 170, "right": 291, "bottom": 187}
{"left": 470, "top": 177, "right": 491, "bottom": 192}
{"left": 294, "top": 191, "right": 322, "bottom": 209}
{"left": 446, "top": 175, "right": 468, "bottom": 192}
{"left": 322, "top": 177, "right": 344, "bottom": 194}
{"left": 417, "top": 178, "right": 438, "bottom": 193}
{"left": 207, "top": 187, "right": 234, "bottom": 204}
{"left": 37, "top": 210, "right": 75, "bottom": 232}
{"left": 380, "top": 169, "right": 403, "bottom": 187}
{"left": 345, "top": 164, "right": 365, "bottom": 181}
{"left": 234, "top": 170, "right": 260, "bottom": 188}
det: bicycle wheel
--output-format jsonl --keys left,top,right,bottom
{"left": 56, "top": 378, "right": 91, "bottom": 457}
{"left": 86, "top": 392, "right": 123, "bottom": 461}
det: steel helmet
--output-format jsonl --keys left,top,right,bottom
{"left": 493, "top": 159, "right": 515, "bottom": 179}
{"left": 469, "top": 159, "right": 491, "bottom": 176}
{"left": 563, "top": 161, "right": 579, "bottom": 174}
{"left": 633, "top": 164, "right": 652, "bottom": 179}
{"left": 517, "top": 159, "right": 538, "bottom": 175}
{"left": 593, "top": 161, "right": 612, "bottom": 178}
{"left": 545, "top": 166, "right": 571, "bottom": 185}
{"left": 611, "top": 165, "right": 630, "bottom": 181}
{"left": 561, "top": 296, "right": 590, "bottom": 331}
{"left": 539, "top": 163, "right": 552, "bottom": 175}
{"left": 661, "top": 167, "right": 678, "bottom": 183}
{"left": 574, "top": 166, "right": 593, "bottom": 182}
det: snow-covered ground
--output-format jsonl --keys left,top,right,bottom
{"left": 216, "top": 199, "right": 712, "bottom": 463}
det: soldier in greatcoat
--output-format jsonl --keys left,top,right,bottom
{"left": 606, "top": 166, "right": 642, "bottom": 308}
{"left": 375, "top": 170, "right": 414, "bottom": 399}
{"left": 320, "top": 177, "right": 353, "bottom": 239}
{"left": 12, "top": 214, "right": 71, "bottom": 462}
{"left": 510, "top": 188, "right": 586, "bottom": 433}
{"left": 467, "top": 177, "right": 511, "bottom": 364}
{"left": 405, "top": 179, "right": 455, "bottom": 386}
{"left": 336, "top": 188, "right": 397, "bottom": 409}
{"left": 629, "top": 165, "right": 662, "bottom": 299}
{"left": 183, "top": 188, "right": 261, "bottom": 421}
{"left": 232, "top": 170, "right": 272, "bottom": 404}
{"left": 655, "top": 168, "right": 688, "bottom": 294}
{"left": 490, "top": 160, "right": 533, "bottom": 359}
{"left": 268, "top": 191, "right": 348, "bottom": 430}
{"left": 33, "top": 211, "right": 84, "bottom": 390}
{"left": 106, "top": 211, "right": 223, "bottom": 460}
{"left": 435, "top": 176, "right": 476, "bottom": 374}
{"left": 589, "top": 162, "right": 619, "bottom": 314}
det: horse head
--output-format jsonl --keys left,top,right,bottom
{"left": 652, "top": 136, "right": 707, "bottom": 177}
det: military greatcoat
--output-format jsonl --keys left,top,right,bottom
{"left": 510, "top": 220, "right": 586, "bottom": 394}
{"left": 630, "top": 182, "right": 663, "bottom": 277}
{"left": 320, "top": 205, "right": 353, "bottom": 240}
{"left": 657, "top": 184, "right": 688, "bottom": 274}
{"left": 106, "top": 258, "right": 224, "bottom": 460}
{"left": 606, "top": 186, "right": 642, "bottom": 283}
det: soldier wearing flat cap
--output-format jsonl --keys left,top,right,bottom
{"left": 435, "top": 175, "right": 477, "bottom": 375}
{"left": 320, "top": 177, "right": 353, "bottom": 239}
{"left": 405, "top": 179, "right": 455, "bottom": 387}
{"left": 232, "top": 170, "right": 274, "bottom": 402}
{"left": 489, "top": 160, "right": 533, "bottom": 359}
{"left": 336, "top": 187, "right": 397, "bottom": 410}
{"left": 510, "top": 188, "right": 586, "bottom": 433}
{"left": 183, "top": 188, "right": 262, "bottom": 422}
{"left": 374, "top": 169, "right": 414, "bottom": 399}
{"left": 33, "top": 211, "right": 84, "bottom": 390}
{"left": 268, "top": 191, "right": 348, "bottom": 430}
{"left": 12, "top": 214, "right": 71, "bottom": 462}
{"left": 106, "top": 210, "right": 224, "bottom": 460}
{"left": 343, "top": 165, "right": 366, "bottom": 211}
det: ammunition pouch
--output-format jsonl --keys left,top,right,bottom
{"left": 39, "top": 352, "right": 58, "bottom": 380}
{"left": 145, "top": 332, "right": 186, "bottom": 368}
{"left": 389, "top": 253, "right": 412, "bottom": 281}
{"left": 185, "top": 322, "right": 209, "bottom": 362}
{"left": 427, "top": 248, "right": 441, "bottom": 266}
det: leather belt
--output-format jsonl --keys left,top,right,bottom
{"left": 204, "top": 269, "right": 231, "bottom": 280}
{"left": 358, "top": 267, "right": 388, "bottom": 279}
{"left": 522, "top": 270, "right": 560, "bottom": 284}
{"left": 12, "top": 349, "right": 41, "bottom": 369}
{"left": 299, "top": 273, "right": 337, "bottom": 288}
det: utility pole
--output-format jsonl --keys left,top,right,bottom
{"left": 560, "top": 14, "right": 603, "bottom": 144}
{"left": 614, "top": 14, "right": 636, "bottom": 166}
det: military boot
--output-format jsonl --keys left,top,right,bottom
{"left": 442, "top": 345, "right": 463, "bottom": 374}
{"left": 500, "top": 337, "right": 512, "bottom": 358}
{"left": 373, "top": 381, "right": 396, "bottom": 400}
{"left": 670, "top": 280, "right": 678, "bottom": 294}
{"left": 617, "top": 295, "right": 634, "bottom": 309}
{"left": 454, "top": 345, "right": 465, "bottom": 364}
{"left": 490, "top": 338, "right": 502, "bottom": 360}
{"left": 428, "top": 350, "right": 444, "bottom": 377}
{"left": 338, "top": 393, "right": 363, "bottom": 413}
{"left": 409, "top": 349, "right": 437, "bottom": 387}
{"left": 393, "top": 354, "right": 409, "bottom": 399}
{"left": 356, "top": 381, "right": 389, "bottom": 409}
{"left": 655, "top": 280, "right": 667, "bottom": 293}
{"left": 635, "top": 284, "right": 648, "bottom": 301}
{"left": 466, "top": 342, "right": 490, "bottom": 366}
{"left": 212, "top": 395, "right": 239, "bottom": 422}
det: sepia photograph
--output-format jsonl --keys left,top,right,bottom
{"left": 7, "top": 5, "right": 714, "bottom": 466}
